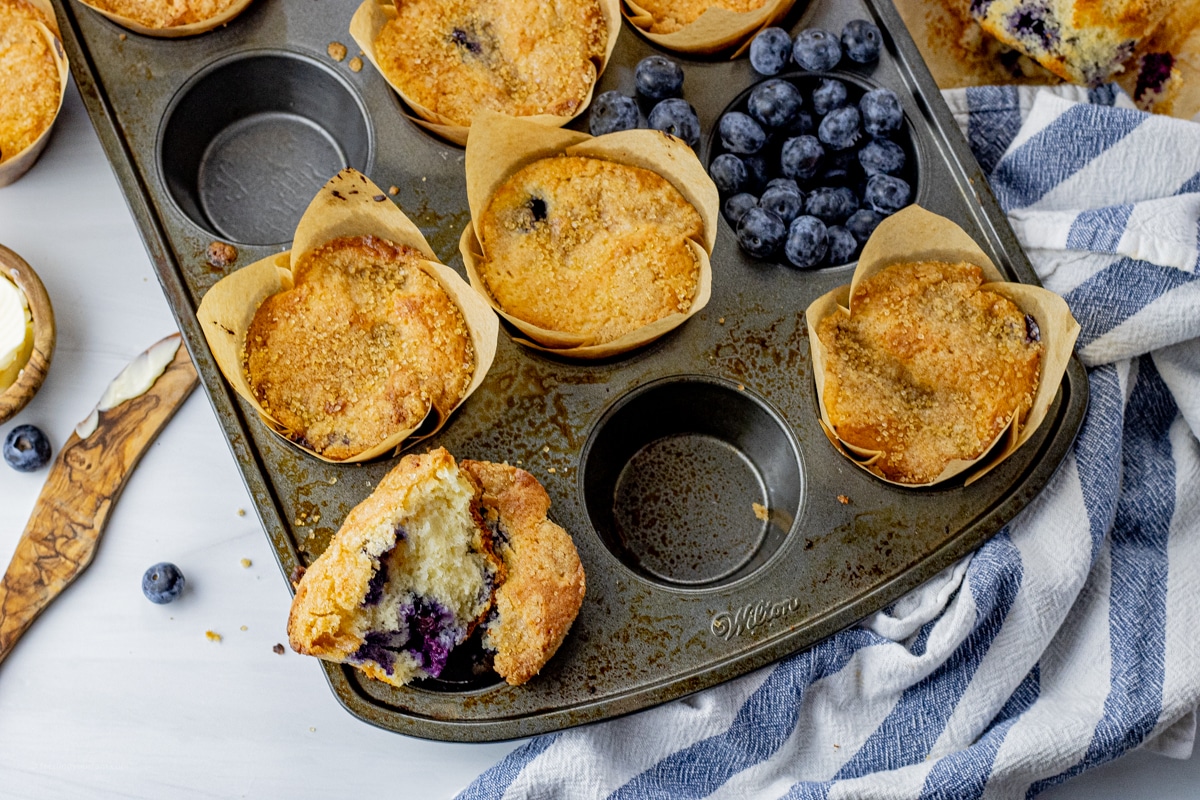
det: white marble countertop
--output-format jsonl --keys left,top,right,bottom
{"left": 0, "top": 84, "right": 1196, "bottom": 799}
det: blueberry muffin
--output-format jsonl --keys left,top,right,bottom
{"left": 373, "top": 0, "right": 607, "bottom": 128}
{"left": 244, "top": 235, "right": 474, "bottom": 461}
{"left": 287, "top": 448, "right": 585, "bottom": 687}
{"left": 0, "top": 0, "right": 61, "bottom": 166}
{"left": 971, "top": 0, "right": 1171, "bottom": 85}
{"left": 632, "top": 0, "right": 768, "bottom": 34}
{"left": 476, "top": 155, "right": 703, "bottom": 345}
{"left": 816, "top": 260, "right": 1043, "bottom": 484}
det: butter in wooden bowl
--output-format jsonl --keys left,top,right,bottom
{"left": 460, "top": 110, "right": 717, "bottom": 359}
{"left": 196, "top": 168, "right": 498, "bottom": 463}
{"left": 0, "top": 244, "right": 55, "bottom": 424}
{"left": 805, "top": 206, "right": 1080, "bottom": 487}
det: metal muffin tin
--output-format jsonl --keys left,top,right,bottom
{"left": 54, "top": 0, "right": 1088, "bottom": 741}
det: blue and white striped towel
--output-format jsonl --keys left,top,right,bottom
{"left": 460, "top": 85, "right": 1200, "bottom": 800}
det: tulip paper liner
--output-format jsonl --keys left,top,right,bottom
{"left": 622, "top": 0, "right": 796, "bottom": 55}
{"left": 73, "top": 0, "right": 253, "bottom": 37}
{"left": 350, "top": 0, "right": 622, "bottom": 147}
{"left": 804, "top": 205, "right": 1080, "bottom": 487}
{"left": 459, "top": 111, "right": 717, "bottom": 360}
{"left": 0, "top": 16, "right": 68, "bottom": 189}
{"left": 196, "top": 169, "right": 499, "bottom": 464}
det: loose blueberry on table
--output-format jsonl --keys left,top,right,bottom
{"left": 142, "top": 562, "right": 186, "bottom": 604}
{"left": 706, "top": 20, "right": 915, "bottom": 268}
{"left": 3, "top": 424, "right": 51, "bottom": 472}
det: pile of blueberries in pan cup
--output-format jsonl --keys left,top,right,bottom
{"left": 588, "top": 19, "right": 914, "bottom": 270}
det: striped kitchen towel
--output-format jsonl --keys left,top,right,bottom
{"left": 459, "top": 85, "right": 1200, "bottom": 800}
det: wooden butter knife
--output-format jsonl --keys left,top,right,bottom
{"left": 0, "top": 333, "right": 198, "bottom": 667}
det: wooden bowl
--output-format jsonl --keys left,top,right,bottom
{"left": 0, "top": 245, "right": 55, "bottom": 424}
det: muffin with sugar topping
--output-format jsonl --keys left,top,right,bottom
{"left": 244, "top": 235, "right": 474, "bottom": 461}
{"left": 352, "top": 0, "right": 619, "bottom": 143}
{"left": 476, "top": 155, "right": 703, "bottom": 346}
{"left": 816, "top": 260, "right": 1043, "bottom": 484}
{"left": 630, "top": 0, "right": 768, "bottom": 34}
{"left": 0, "top": 0, "right": 65, "bottom": 182}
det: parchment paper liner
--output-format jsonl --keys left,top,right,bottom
{"left": 459, "top": 111, "right": 717, "bottom": 360}
{"left": 804, "top": 205, "right": 1080, "bottom": 487}
{"left": 622, "top": 0, "right": 796, "bottom": 55}
{"left": 73, "top": 0, "right": 252, "bottom": 37}
{"left": 350, "top": 0, "right": 622, "bottom": 147}
{"left": 196, "top": 168, "right": 499, "bottom": 464}
{"left": 0, "top": 16, "right": 68, "bottom": 189}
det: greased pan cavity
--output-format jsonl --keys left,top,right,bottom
{"left": 52, "top": 0, "right": 1087, "bottom": 741}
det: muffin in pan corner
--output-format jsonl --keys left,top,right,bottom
{"left": 622, "top": 0, "right": 797, "bottom": 54}
{"left": 806, "top": 206, "right": 1080, "bottom": 487}
{"left": 0, "top": 0, "right": 68, "bottom": 187}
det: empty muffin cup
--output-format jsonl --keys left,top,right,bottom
{"left": 158, "top": 51, "right": 371, "bottom": 246}
{"left": 582, "top": 376, "right": 803, "bottom": 588}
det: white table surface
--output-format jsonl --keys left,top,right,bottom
{"left": 1, "top": 82, "right": 1197, "bottom": 800}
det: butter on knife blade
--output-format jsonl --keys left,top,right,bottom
{"left": 0, "top": 333, "right": 198, "bottom": 668}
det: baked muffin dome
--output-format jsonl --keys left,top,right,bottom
{"left": 374, "top": 0, "right": 607, "bottom": 128}
{"left": 476, "top": 155, "right": 703, "bottom": 345}
{"left": 816, "top": 260, "right": 1043, "bottom": 484}
{"left": 632, "top": 0, "right": 767, "bottom": 35}
{"left": 83, "top": 0, "right": 243, "bottom": 29}
{"left": 244, "top": 235, "right": 474, "bottom": 461}
{"left": 0, "top": 0, "right": 60, "bottom": 166}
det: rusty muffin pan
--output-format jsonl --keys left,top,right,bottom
{"left": 53, "top": 0, "right": 1088, "bottom": 740}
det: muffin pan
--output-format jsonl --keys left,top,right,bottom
{"left": 54, "top": 0, "right": 1088, "bottom": 740}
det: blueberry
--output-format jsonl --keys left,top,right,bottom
{"left": 747, "top": 79, "right": 804, "bottom": 130}
{"left": 709, "top": 153, "right": 747, "bottom": 195}
{"left": 842, "top": 19, "right": 882, "bottom": 64}
{"left": 589, "top": 91, "right": 639, "bottom": 137}
{"left": 765, "top": 177, "right": 802, "bottom": 195}
{"left": 827, "top": 225, "right": 859, "bottom": 264}
{"left": 790, "top": 109, "right": 816, "bottom": 136}
{"left": 742, "top": 155, "right": 770, "bottom": 193}
{"left": 3, "top": 424, "right": 51, "bottom": 472}
{"left": 817, "top": 149, "right": 863, "bottom": 188}
{"left": 811, "top": 78, "right": 848, "bottom": 116}
{"left": 635, "top": 55, "right": 684, "bottom": 100}
{"left": 780, "top": 135, "right": 824, "bottom": 182}
{"left": 818, "top": 106, "right": 861, "bottom": 151}
{"left": 845, "top": 208, "right": 884, "bottom": 242}
{"left": 142, "top": 562, "right": 186, "bottom": 604}
{"left": 648, "top": 98, "right": 701, "bottom": 147}
{"left": 805, "top": 186, "right": 859, "bottom": 225}
{"left": 724, "top": 192, "right": 759, "bottom": 226}
{"left": 864, "top": 173, "right": 912, "bottom": 215}
{"left": 749, "top": 27, "right": 793, "bottom": 75}
{"left": 785, "top": 216, "right": 829, "bottom": 269}
{"left": 736, "top": 207, "right": 787, "bottom": 258}
{"left": 857, "top": 137, "right": 906, "bottom": 176}
{"left": 860, "top": 87, "right": 903, "bottom": 136}
{"left": 739, "top": 155, "right": 768, "bottom": 194}
{"left": 792, "top": 28, "right": 842, "bottom": 72}
{"left": 718, "top": 111, "right": 768, "bottom": 155}
{"left": 759, "top": 185, "right": 805, "bottom": 224}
